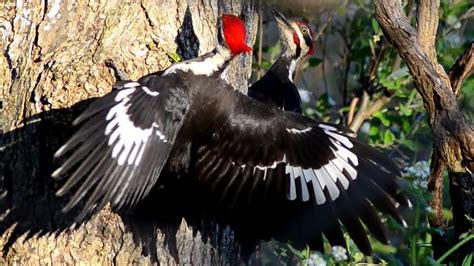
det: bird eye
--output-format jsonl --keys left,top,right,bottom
{"left": 301, "top": 27, "right": 308, "bottom": 34}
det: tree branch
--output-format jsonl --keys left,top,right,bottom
{"left": 375, "top": 0, "right": 474, "bottom": 260}
{"left": 347, "top": 97, "right": 359, "bottom": 126}
{"left": 417, "top": 0, "right": 440, "bottom": 64}
{"left": 349, "top": 91, "right": 390, "bottom": 132}
{"left": 374, "top": 0, "right": 473, "bottom": 171}
{"left": 448, "top": 43, "right": 474, "bottom": 96}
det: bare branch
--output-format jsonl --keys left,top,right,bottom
{"left": 428, "top": 151, "right": 447, "bottom": 229}
{"left": 349, "top": 92, "right": 390, "bottom": 132}
{"left": 375, "top": 0, "right": 474, "bottom": 259}
{"left": 313, "top": 11, "right": 334, "bottom": 42}
{"left": 448, "top": 43, "right": 474, "bottom": 96}
{"left": 389, "top": 0, "right": 414, "bottom": 72}
{"left": 347, "top": 97, "right": 359, "bottom": 126}
{"left": 374, "top": 1, "right": 472, "bottom": 160}
{"left": 417, "top": 0, "right": 440, "bottom": 64}
{"left": 428, "top": 150, "right": 450, "bottom": 259}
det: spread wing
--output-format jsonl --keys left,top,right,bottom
{"left": 194, "top": 92, "right": 410, "bottom": 254}
{"left": 53, "top": 78, "right": 189, "bottom": 220}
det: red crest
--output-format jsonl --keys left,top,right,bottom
{"left": 222, "top": 14, "right": 253, "bottom": 55}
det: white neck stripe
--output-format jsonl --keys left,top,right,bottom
{"left": 164, "top": 46, "right": 233, "bottom": 76}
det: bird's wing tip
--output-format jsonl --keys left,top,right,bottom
{"left": 55, "top": 189, "right": 65, "bottom": 197}
{"left": 54, "top": 145, "right": 67, "bottom": 158}
{"left": 51, "top": 167, "right": 63, "bottom": 179}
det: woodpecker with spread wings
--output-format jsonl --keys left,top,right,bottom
{"left": 54, "top": 12, "right": 409, "bottom": 258}
{"left": 192, "top": 10, "right": 411, "bottom": 255}
{"left": 53, "top": 14, "right": 253, "bottom": 219}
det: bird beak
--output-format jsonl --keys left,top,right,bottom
{"left": 271, "top": 9, "right": 293, "bottom": 33}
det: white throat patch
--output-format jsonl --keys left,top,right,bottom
{"left": 164, "top": 47, "right": 232, "bottom": 76}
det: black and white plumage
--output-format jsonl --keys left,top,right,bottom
{"left": 192, "top": 10, "right": 411, "bottom": 255}
{"left": 53, "top": 14, "right": 251, "bottom": 219}
{"left": 192, "top": 101, "right": 410, "bottom": 255}
{"left": 248, "top": 9, "right": 314, "bottom": 113}
{"left": 53, "top": 13, "right": 410, "bottom": 258}
{"left": 54, "top": 82, "right": 189, "bottom": 217}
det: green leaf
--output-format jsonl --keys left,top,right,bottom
{"left": 446, "top": 1, "right": 471, "bottom": 17}
{"left": 383, "top": 130, "right": 394, "bottom": 145}
{"left": 387, "top": 66, "right": 409, "bottom": 80}
{"left": 166, "top": 51, "right": 181, "bottom": 63}
{"left": 462, "top": 253, "right": 473, "bottom": 266}
{"left": 285, "top": 243, "right": 306, "bottom": 260}
{"left": 352, "top": 252, "right": 364, "bottom": 262}
{"left": 261, "top": 60, "right": 272, "bottom": 70}
{"left": 442, "top": 208, "right": 453, "bottom": 220}
{"left": 371, "top": 18, "right": 380, "bottom": 34}
{"left": 308, "top": 57, "right": 322, "bottom": 67}
{"left": 399, "top": 104, "right": 413, "bottom": 116}
{"left": 371, "top": 240, "right": 397, "bottom": 255}
{"left": 369, "top": 126, "right": 379, "bottom": 136}
{"left": 373, "top": 111, "right": 391, "bottom": 127}
{"left": 437, "top": 234, "right": 474, "bottom": 263}
{"left": 446, "top": 15, "right": 461, "bottom": 29}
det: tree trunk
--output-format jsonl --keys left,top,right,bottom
{"left": 0, "top": 0, "right": 258, "bottom": 264}
{"left": 374, "top": 0, "right": 474, "bottom": 261}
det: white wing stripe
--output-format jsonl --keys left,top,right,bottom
{"left": 123, "top": 82, "right": 140, "bottom": 88}
{"left": 106, "top": 102, "right": 124, "bottom": 120}
{"left": 127, "top": 143, "right": 142, "bottom": 165}
{"left": 227, "top": 136, "right": 358, "bottom": 204}
{"left": 307, "top": 170, "right": 326, "bottom": 204}
{"left": 324, "top": 130, "right": 353, "bottom": 148}
{"left": 263, "top": 167, "right": 268, "bottom": 180}
{"left": 105, "top": 94, "right": 154, "bottom": 166}
{"left": 142, "top": 86, "right": 159, "bottom": 96}
{"left": 315, "top": 167, "right": 340, "bottom": 201}
{"left": 118, "top": 142, "right": 133, "bottom": 165}
{"left": 318, "top": 124, "right": 337, "bottom": 131}
{"left": 112, "top": 142, "right": 124, "bottom": 158}
{"left": 134, "top": 144, "right": 147, "bottom": 166}
{"left": 313, "top": 168, "right": 327, "bottom": 190}
{"left": 105, "top": 116, "right": 119, "bottom": 135}
{"left": 300, "top": 177, "right": 310, "bottom": 202}
{"left": 115, "top": 87, "right": 136, "bottom": 101}
{"left": 325, "top": 162, "right": 349, "bottom": 190}
{"left": 330, "top": 147, "right": 358, "bottom": 180}
{"left": 330, "top": 139, "right": 359, "bottom": 166}
{"left": 286, "top": 127, "right": 312, "bottom": 134}
{"left": 286, "top": 165, "right": 297, "bottom": 200}
{"left": 109, "top": 125, "right": 121, "bottom": 145}
{"left": 292, "top": 166, "right": 303, "bottom": 180}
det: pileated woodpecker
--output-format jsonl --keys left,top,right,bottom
{"left": 52, "top": 14, "right": 253, "bottom": 218}
{"left": 53, "top": 12, "right": 410, "bottom": 259}
{"left": 248, "top": 9, "right": 314, "bottom": 113}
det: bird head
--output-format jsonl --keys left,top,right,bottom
{"left": 272, "top": 9, "right": 315, "bottom": 60}
{"left": 218, "top": 14, "right": 253, "bottom": 56}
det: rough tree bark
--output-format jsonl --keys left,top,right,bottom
{"left": 0, "top": 0, "right": 258, "bottom": 264}
{"left": 374, "top": 0, "right": 473, "bottom": 261}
